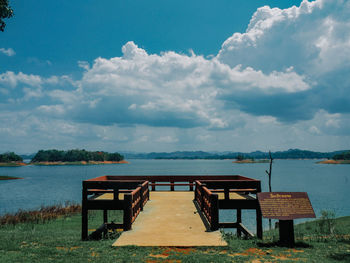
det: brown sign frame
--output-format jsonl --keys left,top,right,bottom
{"left": 257, "top": 192, "right": 316, "bottom": 220}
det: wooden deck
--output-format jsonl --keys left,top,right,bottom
{"left": 112, "top": 192, "right": 228, "bottom": 247}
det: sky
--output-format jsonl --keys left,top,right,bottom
{"left": 1, "top": 0, "right": 350, "bottom": 154}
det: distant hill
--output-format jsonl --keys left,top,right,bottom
{"left": 123, "top": 149, "right": 349, "bottom": 160}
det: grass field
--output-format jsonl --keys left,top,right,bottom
{"left": 0, "top": 208, "right": 349, "bottom": 262}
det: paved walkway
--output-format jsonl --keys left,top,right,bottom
{"left": 112, "top": 191, "right": 227, "bottom": 247}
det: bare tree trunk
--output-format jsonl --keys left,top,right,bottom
{"left": 265, "top": 151, "right": 273, "bottom": 230}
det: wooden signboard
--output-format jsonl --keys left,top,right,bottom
{"left": 257, "top": 192, "right": 315, "bottom": 220}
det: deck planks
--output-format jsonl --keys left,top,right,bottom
{"left": 112, "top": 191, "right": 227, "bottom": 247}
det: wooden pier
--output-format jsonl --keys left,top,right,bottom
{"left": 82, "top": 175, "right": 263, "bottom": 245}
{"left": 113, "top": 191, "right": 226, "bottom": 246}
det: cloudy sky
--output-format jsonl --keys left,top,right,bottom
{"left": 1, "top": 0, "right": 350, "bottom": 154}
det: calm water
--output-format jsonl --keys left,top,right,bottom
{"left": 0, "top": 159, "right": 349, "bottom": 230}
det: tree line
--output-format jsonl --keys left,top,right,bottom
{"left": 332, "top": 151, "right": 350, "bottom": 160}
{"left": 0, "top": 152, "right": 23, "bottom": 162}
{"left": 31, "top": 149, "right": 124, "bottom": 163}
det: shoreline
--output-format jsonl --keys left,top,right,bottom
{"left": 232, "top": 159, "right": 269, "bottom": 164}
{"left": 0, "top": 160, "right": 129, "bottom": 167}
{"left": 30, "top": 160, "right": 129, "bottom": 166}
{"left": 317, "top": 159, "right": 350, "bottom": 164}
{"left": 0, "top": 162, "right": 27, "bottom": 167}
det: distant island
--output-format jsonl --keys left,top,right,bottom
{"left": 0, "top": 149, "right": 127, "bottom": 166}
{"left": 30, "top": 149, "right": 126, "bottom": 165}
{"left": 317, "top": 150, "right": 350, "bottom": 164}
{"left": 0, "top": 152, "right": 26, "bottom": 167}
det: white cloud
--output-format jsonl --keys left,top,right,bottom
{"left": 58, "top": 41, "right": 309, "bottom": 129}
{"left": 0, "top": 71, "right": 42, "bottom": 88}
{"left": 0, "top": 48, "right": 15, "bottom": 56}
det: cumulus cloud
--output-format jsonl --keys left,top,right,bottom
{"left": 0, "top": 71, "right": 42, "bottom": 88}
{"left": 48, "top": 41, "right": 309, "bottom": 129}
{"left": 218, "top": 0, "right": 350, "bottom": 120}
{"left": 0, "top": 48, "right": 15, "bottom": 56}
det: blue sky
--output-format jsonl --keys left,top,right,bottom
{"left": 1, "top": 0, "right": 350, "bottom": 154}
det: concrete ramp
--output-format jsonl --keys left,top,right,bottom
{"left": 112, "top": 192, "right": 227, "bottom": 247}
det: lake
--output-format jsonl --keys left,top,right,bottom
{"left": 0, "top": 159, "right": 349, "bottom": 231}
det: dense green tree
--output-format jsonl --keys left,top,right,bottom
{"left": 31, "top": 149, "right": 124, "bottom": 163}
{"left": 333, "top": 151, "right": 350, "bottom": 160}
{"left": 0, "top": 0, "right": 13, "bottom": 32}
{"left": 0, "top": 152, "right": 23, "bottom": 162}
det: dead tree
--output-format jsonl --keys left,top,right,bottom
{"left": 265, "top": 151, "right": 273, "bottom": 229}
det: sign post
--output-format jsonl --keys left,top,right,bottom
{"left": 257, "top": 192, "right": 315, "bottom": 247}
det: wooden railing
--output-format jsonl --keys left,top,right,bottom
{"left": 81, "top": 180, "right": 149, "bottom": 240}
{"left": 141, "top": 181, "right": 150, "bottom": 207}
{"left": 195, "top": 180, "right": 219, "bottom": 231}
{"left": 101, "top": 175, "right": 257, "bottom": 191}
{"left": 194, "top": 179, "right": 262, "bottom": 238}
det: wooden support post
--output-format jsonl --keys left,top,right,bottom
{"left": 113, "top": 188, "right": 119, "bottom": 200}
{"left": 123, "top": 194, "right": 133, "bottom": 231}
{"left": 279, "top": 220, "right": 295, "bottom": 247}
{"left": 82, "top": 207, "right": 88, "bottom": 240}
{"left": 237, "top": 209, "right": 242, "bottom": 237}
{"left": 103, "top": 210, "right": 108, "bottom": 238}
{"left": 170, "top": 181, "right": 174, "bottom": 191}
{"left": 224, "top": 188, "right": 229, "bottom": 200}
{"left": 81, "top": 183, "right": 88, "bottom": 240}
{"left": 152, "top": 181, "right": 155, "bottom": 191}
{"left": 103, "top": 210, "right": 108, "bottom": 223}
{"left": 210, "top": 194, "right": 219, "bottom": 231}
{"left": 256, "top": 207, "right": 263, "bottom": 239}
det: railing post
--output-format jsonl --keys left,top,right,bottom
{"left": 123, "top": 194, "right": 133, "bottom": 231}
{"left": 81, "top": 182, "right": 88, "bottom": 240}
{"left": 152, "top": 181, "right": 155, "bottom": 191}
{"left": 200, "top": 184, "right": 205, "bottom": 211}
{"left": 170, "top": 181, "right": 174, "bottom": 191}
{"left": 139, "top": 184, "right": 144, "bottom": 211}
{"left": 146, "top": 181, "right": 150, "bottom": 201}
{"left": 210, "top": 193, "right": 219, "bottom": 231}
{"left": 194, "top": 181, "right": 198, "bottom": 201}
{"left": 189, "top": 181, "right": 193, "bottom": 191}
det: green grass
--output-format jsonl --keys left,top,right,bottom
{"left": 0, "top": 210, "right": 350, "bottom": 262}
